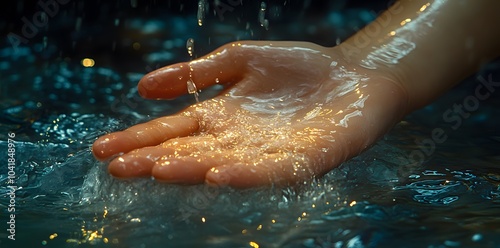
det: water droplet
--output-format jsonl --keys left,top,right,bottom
{"left": 187, "top": 79, "right": 200, "bottom": 103}
{"left": 259, "top": 2, "right": 269, "bottom": 30}
{"left": 114, "top": 18, "right": 120, "bottom": 26}
{"left": 186, "top": 38, "right": 195, "bottom": 58}
{"left": 215, "top": 78, "right": 220, "bottom": 84}
{"left": 197, "top": 0, "right": 208, "bottom": 26}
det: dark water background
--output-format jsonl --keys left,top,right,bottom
{"left": 1, "top": 0, "right": 500, "bottom": 247}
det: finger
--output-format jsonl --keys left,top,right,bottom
{"left": 152, "top": 157, "right": 220, "bottom": 184}
{"left": 160, "top": 135, "right": 222, "bottom": 153}
{"left": 205, "top": 153, "right": 317, "bottom": 188}
{"left": 151, "top": 145, "right": 250, "bottom": 184}
{"left": 108, "top": 146, "right": 179, "bottom": 178}
{"left": 107, "top": 135, "right": 221, "bottom": 178}
{"left": 138, "top": 42, "right": 246, "bottom": 99}
{"left": 92, "top": 115, "right": 198, "bottom": 160}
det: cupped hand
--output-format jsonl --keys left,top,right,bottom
{"left": 92, "top": 41, "right": 408, "bottom": 188}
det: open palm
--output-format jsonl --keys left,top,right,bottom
{"left": 92, "top": 41, "right": 407, "bottom": 188}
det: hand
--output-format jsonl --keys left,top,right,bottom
{"left": 92, "top": 41, "right": 408, "bottom": 188}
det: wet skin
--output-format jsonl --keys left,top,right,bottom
{"left": 91, "top": 0, "right": 500, "bottom": 188}
{"left": 92, "top": 41, "right": 408, "bottom": 188}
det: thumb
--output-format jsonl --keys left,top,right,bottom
{"left": 138, "top": 42, "right": 247, "bottom": 99}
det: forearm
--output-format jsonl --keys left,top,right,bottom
{"left": 340, "top": 0, "right": 500, "bottom": 112}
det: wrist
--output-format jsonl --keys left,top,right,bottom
{"left": 333, "top": 43, "right": 411, "bottom": 117}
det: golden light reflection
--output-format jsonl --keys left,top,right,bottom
{"left": 419, "top": 3, "right": 430, "bottom": 12}
{"left": 400, "top": 18, "right": 411, "bottom": 26}
{"left": 130, "top": 218, "right": 141, "bottom": 223}
{"left": 242, "top": 229, "right": 248, "bottom": 234}
{"left": 49, "top": 233, "right": 58, "bottom": 239}
{"left": 256, "top": 224, "right": 263, "bottom": 230}
{"left": 81, "top": 58, "right": 95, "bottom": 67}
{"left": 70, "top": 225, "right": 116, "bottom": 245}
{"left": 249, "top": 241, "right": 260, "bottom": 248}
{"left": 349, "top": 200, "right": 357, "bottom": 207}
{"left": 201, "top": 217, "right": 206, "bottom": 223}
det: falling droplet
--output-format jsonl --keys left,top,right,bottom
{"left": 186, "top": 38, "right": 199, "bottom": 102}
{"left": 186, "top": 38, "right": 195, "bottom": 58}
{"left": 259, "top": 2, "right": 269, "bottom": 30}
{"left": 197, "top": 0, "right": 208, "bottom": 26}
{"left": 187, "top": 79, "right": 200, "bottom": 103}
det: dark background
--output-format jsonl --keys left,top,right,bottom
{"left": 1, "top": 0, "right": 390, "bottom": 72}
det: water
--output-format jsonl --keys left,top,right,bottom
{"left": 187, "top": 79, "right": 200, "bottom": 103}
{"left": 259, "top": 2, "right": 270, "bottom": 30}
{"left": 1, "top": 1, "right": 500, "bottom": 247}
{"left": 186, "top": 38, "right": 200, "bottom": 103}
{"left": 197, "top": 0, "right": 208, "bottom": 26}
{"left": 186, "top": 38, "right": 195, "bottom": 58}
